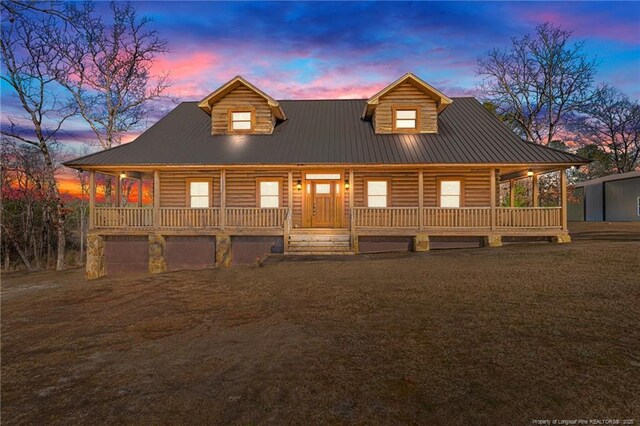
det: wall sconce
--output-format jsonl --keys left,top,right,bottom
{"left": 119, "top": 172, "right": 127, "bottom": 179}
{"left": 296, "top": 179, "right": 302, "bottom": 191}
{"left": 527, "top": 169, "right": 534, "bottom": 177}
{"left": 344, "top": 179, "right": 350, "bottom": 190}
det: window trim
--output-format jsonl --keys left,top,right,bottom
{"left": 436, "top": 177, "right": 465, "bottom": 208}
{"left": 256, "top": 177, "right": 283, "bottom": 208}
{"left": 364, "top": 177, "right": 391, "bottom": 208}
{"left": 228, "top": 107, "right": 256, "bottom": 133}
{"left": 186, "top": 179, "right": 212, "bottom": 208}
{"left": 392, "top": 105, "right": 420, "bottom": 133}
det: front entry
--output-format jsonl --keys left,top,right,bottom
{"left": 311, "top": 182, "right": 335, "bottom": 227}
{"left": 303, "top": 175, "right": 343, "bottom": 228}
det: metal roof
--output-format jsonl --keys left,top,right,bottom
{"left": 65, "top": 97, "right": 588, "bottom": 167}
{"left": 574, "top": 171, "right": 640, "bottom": 187}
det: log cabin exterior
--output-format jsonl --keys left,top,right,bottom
{"left": 64, "top": 73, "right": 588, "bottom": 279}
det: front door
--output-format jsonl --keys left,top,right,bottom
{"left": 312, "top": 182, "right": 335, "bottom": 227}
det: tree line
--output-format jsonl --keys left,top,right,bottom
{"left": 1, "top": 1, "right": 169, "bottom": 271}
{"left": 478, "top": 23, "right": 640, "bottom": 179}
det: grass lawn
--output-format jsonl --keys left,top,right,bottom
{"left": 2, "top": 223, "right": 639, "bottom": 424}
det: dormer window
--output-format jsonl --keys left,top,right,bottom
{"left": 393, "top": 108, "right": 418, "bottom": 131}
{"left": 229, "top": 109, "right": 254, "bottom": 132}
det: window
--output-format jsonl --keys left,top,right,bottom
{"left": 189, "top": 181, "right": 210, "bottom": 208}
{"left": 258, "top": 180, "right": 280, "bottom": 208}
{"left": 367, "top": 180, "right": 388, "bottom": 207}
{"left": 230, "top": 110, "right": 253, "bottom": 131}
{"left": 305, "top": 173, "right": 341, "bottom": 180}
{"left": 394, "top": 108, "right": 418, "bottom": 130}
{"left": 439, "top": 179, "right": 462, "bottom": 207}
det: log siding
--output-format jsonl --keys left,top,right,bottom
{"left": 373, "top": 82, "right": 438, "bottom": 133}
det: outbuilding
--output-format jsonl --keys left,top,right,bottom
{"left": 569, "top": 171, "right": 640, "bottom": 222}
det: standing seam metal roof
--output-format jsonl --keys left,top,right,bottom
{"left": 64, "top": 97, "right": 588, "bottom": 167}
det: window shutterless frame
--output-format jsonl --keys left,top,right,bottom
{"left": 185, "top": 179, "right": 213, "bottom": 208}
{"left": 363, "top": 177, "right": 392, "bottom": 207}
{"left": 436, "top": 177, "right": 465, "bottom": 207}
{"left": 228, "top": 107, "right": 256, "bottom": 133}
{"left": 255, "top": 177, "right": 283, "bottom": 208}
{"left": 392, "top": 105, "right": 420, "bottom": 133}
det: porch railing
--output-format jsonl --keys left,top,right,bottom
{"left": 159, "top": 207, "right": 220, "bottom": 228}
{"left": 496, "top": 207, "right": 561, "bottom": 228}
{"left": 352, "top": 207, "right": 419, "bottom": 228}
{"left": 92, "top": 207, "right": 154, "bottom": 229}
{"left": 92, "top": 206, "right": 562, "bottom": 231}
{"left": 352, "top": 206, "right": 562, "bottom": 230}
{"left": 423, "top": 207, "right": 491, "bottom": 228}
{"left": 224, "top": 207, "right": 288, "bottom": 228}
{"left": 93, "top": 206, "right": 287, "bottom": 230}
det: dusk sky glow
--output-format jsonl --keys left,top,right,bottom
{"left": 1, "top": 1, "right": 639, "bottom": 196}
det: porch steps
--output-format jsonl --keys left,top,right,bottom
{"left": 286, "top": 229, "right": 354, "bottom": 255}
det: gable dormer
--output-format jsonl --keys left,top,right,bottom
{"left": 198, "top": 76, "right": 286, "bottom": 135}
{"left": 362, "top": 73, "right": 452, "bottom": 134}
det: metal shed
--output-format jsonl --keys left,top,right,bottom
{"left": 569, "top": 171, "right": 640, "bottom": 222}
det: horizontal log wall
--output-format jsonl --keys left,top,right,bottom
{"left": 374, "top": 82, "right": 438, "bottom": 133}
{"left": 210, "top": 86, "right": 274, "bottom": 134}
{"left": 157, "top": 168, "right": 492, "bottom": 224}
{"left": 226, "top": 169, "right": 290, "bottom": 206}
{"left": 159, "top": 171, "right": 220, "bottom": 207}
{"left": 353, "top": 170, "right": 419, "bottom": 208}
{"left": 423, "top": 169, "right": 491, "bottom": 207}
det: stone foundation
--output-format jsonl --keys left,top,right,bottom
{"left": 215, "top": 234, "right": 232, "bottom": 267}
{"left": 413, "top": 233, "right": 430, "bottom": 252}
{"left": 551, "top": 233, "right": 571, "bottom": 244}
{"left": 148, "top": 234, "right": 167, "bottom": 273}
{"left": 86, "top": 234, "right": 106, "bottom": 280}
{"left": 483, "top": 235, "right": 502, "bottom": 247}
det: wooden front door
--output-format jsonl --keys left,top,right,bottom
{"left": 311, "top": 182, "right": 334, "bottom": 227}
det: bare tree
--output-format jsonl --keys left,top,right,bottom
{"left": 574, "top": 85, "right": 640, "bottom": 173}
{"left": 47, "top": 1, "right": 169, "bottom": 202}
{"left": 1, "top": 2, "right": 75, "bottom": 270}
{"left": 54, "top": 1, "right": 169, "bottom": 149}
{"left": 478, "top": 23, "right": 596, "bottom": 145}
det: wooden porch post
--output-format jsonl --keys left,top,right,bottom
{"left": 561, "top": 168, "right": 568, "bottom": 231}
{"left": 220, "top": 169, "right": 226, "bottom": 230}
{"left": 509, "top": 179, "right": 516, "bottom": 207}
{"left": 115, "top": 174, "right": 121, "bottom": 207}
{"left": 532, "top": 173, "right": 539, "bottom": 207}
{"left": 490, "top": 168, "right": 496, "bottom": 230}
{"left": 89, "top": 170, "right": 96, "bottom": 229}
{"left": 418, "top": 170, "right": 424, "bottom": 230}
{"left": 137, "top": 179, "right": 143, "bottom": 207}
{"left": 349, "top": 169, "right": 356, "bottom": 252}
{"left": 287, "top": 171, "right": 293, "bottom": 214}
{"left": 153, "top": 170, "right": 160, "bottom": 227}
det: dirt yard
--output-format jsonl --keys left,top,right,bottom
{"left": 2, "top": 223, "right": 639, "bottom": 425}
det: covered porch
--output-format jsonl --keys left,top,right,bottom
{"left": 86, "top": 166, "right": 570, "bottom": 239}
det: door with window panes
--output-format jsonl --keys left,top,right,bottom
{"left": 303, "top": 173, "right": 343, "bottom": 228}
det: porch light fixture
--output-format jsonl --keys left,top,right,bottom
{"left": 296, "top": 179, "right": 302, "bottom": 191}
{"left": 527, "top": 169, "right": 534, "bottom": 177}
{"left": 119, "top": 172, "right": 127, "bottom": 179}
{"left": 344, "top": 179, "right": 350, "bottom": 190}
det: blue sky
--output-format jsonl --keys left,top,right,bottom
{"left": 1, "top": 1, "right": 639, "bottom": 192}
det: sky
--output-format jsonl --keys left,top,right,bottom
{"left": 2, "top": 1, "right": 639, "bottom": 197}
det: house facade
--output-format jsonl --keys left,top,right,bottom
{"left": 64, "top": 73, "right": 588, "bottom": 279}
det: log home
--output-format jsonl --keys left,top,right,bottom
{"left": 64, "top": 73, "right": 588, "bottom": 279}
